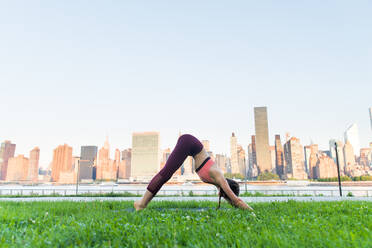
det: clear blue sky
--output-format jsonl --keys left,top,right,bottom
{"left": 0, "top": 1, "right": 371, "bottom": 167}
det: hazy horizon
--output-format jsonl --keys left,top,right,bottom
{"left": 0, "top": 1, "right": 371, "bottom": 167}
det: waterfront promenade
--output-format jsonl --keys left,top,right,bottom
{"left": 1, "top": 183, "right": 372, "bottom": 196}
{"left": 0, "top": 196, "right": 371, "bottom": 202}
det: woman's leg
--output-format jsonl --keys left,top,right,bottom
{"left": 134, "top": 134, "right": 203, "bottom": 210}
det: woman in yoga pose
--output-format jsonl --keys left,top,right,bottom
{"left": 134, "top": 134, "right": 253, "bottom": 211}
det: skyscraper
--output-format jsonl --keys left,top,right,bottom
{"left": 131, "top": 132, "right": 161, "bottom": 179}
{"left": 308, "top": 144, "right": 319, "bottom": 179}
{"left": 230, "top": 133, "right": 239, "bottom": 174}
{"left": 329, "top": 139, "right": 337, "bottom": 161}
{"left": 0, "top": 141, "right": 16, "bottom": 180}
{"left": 344, "top": 124, "right": 360, "bottom": 156}
{"left": 119, "top": 149, "right": 132, "bottom": 179}
{"left": 28, "top": 147, "right": 40, "bottom": 182}
{"left": 254, "top": 107, "right": 272, "bottom": 173}
{"left": 343, "top": 140, "right": 356, "bottom": 167}
{"left": 237, "top": 145, "right": 246, "bottom": 176}
{"left": 304, "top": 146, "right": 311, "bottom": 173}
{"left": 51, "top": 144, "right": 73, "bottom": 182}
{"left": 316, "top": 153, "right": 338, "bottom": 179}
{"left": 96, "top": 137, "right": 117, "bottom": 181}
{"left": 251, "top": 135, "right": 257, "bottom": 166}
{"left": 334, "top": 141, "right": 345, "bottom": 171}
{"left": 275, "top": 135, "right": 285, "bottom": 178}
{"left": 6, "top": 155, "right": 29, "bottom": 182}
{"left": 80, "top": 146, "right": 98, "bottom": 181}
{"left": 284, "top": 137, "right": 307, "bottom": 179}
{"left": 269, "top": 146, "right": 276, "bottom": 172}
{"left": 215, "top": 154, "right": 227, "bottom": 174}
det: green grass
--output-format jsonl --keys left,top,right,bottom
{"left": 0, "top": 191, "right": 319, "bottom": 198}
{"left": 0, "top": 201, "right": 371, "bottom": 247}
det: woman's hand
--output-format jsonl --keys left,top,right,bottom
{"left": 233, "top": 198, "right": 254, "bottom": 211}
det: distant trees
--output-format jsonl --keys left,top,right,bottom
{"left": 316, "top": 175, "right": 372, "bottom": 182}
{"left": 224, "top": 173, "right": 245, "bottom": 180}
{"left": 257, "top": 172, "right": 280, "bottom": 181}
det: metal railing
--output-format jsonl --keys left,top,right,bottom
{"left": 0, "top": 188, "right": 371, "bottom": 197}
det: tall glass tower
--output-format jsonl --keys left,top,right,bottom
{"left": 254, "top": 107, "right": 272, "bottom": 173}
{"left": 344, "top": 124, "right": 360, "bottom": 156}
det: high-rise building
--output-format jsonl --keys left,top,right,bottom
{"left": 274, "top": 135, "right": 285, "bottom": 178}
{"left": 316, "top": 153, "right": 338, "bottom": 179}
{"left": 334, "top": 141, "right": 345, "bottom": 171}
{"left": 329, "top": 139, "right": 337, "bottom": 161}
{"left": 131, "top": 132, "right": 161, "bottom": 179}
{"left": 215, "top": 154, "right": 227, "bottom": 174}
{"left": 79, "top": 146, "right": 98, "bottom": 181}
{"left": 247, "top": 144, "right": 253, "bottom": 174}
{"left": 0, "top": 141, "right": 16, "bottom": 180}
{"left": 28, "top": 147, "right": 40, "bottom": 182}
{"left": 119, "top": 149, "right": 132, "bottom": 179}
{"left": 6, "top": 155, "right": 29, "bottom": 182}
{"left": 308, "top": 144, "right": 319, "bottom": 179}
{"left": 251, "top": 135, "right": 257, "bottom": 166}
{"left": 96, "top": 137, "right": 117, "bottom": 181}
{"left": 114, "top": 149, "right": 121, "bottom": 177}
{"left": 304, "top": 146, "right": 311, "bottom": 173}
{"left": 344, "top": 124, "right": 361, "bottom": 157}
{"left": 254, "top": 107, "right": 272, "bottom": 173}
{"left": 237, "top": 145, "right": 246, "bottom": 176}
{"left": 269, "top": 146, "right": 276, "bottom": 173}
{"left": 51, "top": 144, "right": 73, "bottom": 182}
{"left": 343, "top": 140, "right": 356, "bottom": 168}
{"left": 284, "top": 137, "right": 307, "bottom": 179}
{"left": 359, "top": 148, "right": 371, "bottom": 167}
{"left": 230, "top": 133, "right": 239, "bottom": 174}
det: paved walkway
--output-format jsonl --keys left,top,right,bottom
{"left": 0, "top": 196, "right": 371, "bottom": 202}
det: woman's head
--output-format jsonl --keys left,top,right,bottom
{"left": 218, "top": 178, "right": 240, "bottom": 208}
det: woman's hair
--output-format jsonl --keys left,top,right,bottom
{"left": 218, "top": 178, "right": 240, "bottom": 208}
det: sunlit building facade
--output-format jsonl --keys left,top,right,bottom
{"left": 254, "top": 107, "right": 271, "bottom": 173}
{"left": 131, "top": 132, "right": 161, "bottom": 179}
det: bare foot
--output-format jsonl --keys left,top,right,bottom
{"left": 134, "top": 200, "right": 146, "bottom": 211}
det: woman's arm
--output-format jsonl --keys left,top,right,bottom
{"left": 210, "top": 167, "right": 254, "bottom": 211}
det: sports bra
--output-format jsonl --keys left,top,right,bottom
{"left": 195, "top": 157, "right": 214, "bottom": 183}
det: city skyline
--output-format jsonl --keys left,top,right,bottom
{"left": 1, "top": 114, "right": 371, "bottom": 183}
{"left": 1, "top": 106, "right": 371, "bottom": 168}
{"left": 1, "top": 119, "right": 371, "bottom": 171}
{"left": 0, "top": 2, "right": 371, "bottom": 166}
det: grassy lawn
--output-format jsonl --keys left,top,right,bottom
{"left": 0, "top": 200, "right": 370, "bottom": 247}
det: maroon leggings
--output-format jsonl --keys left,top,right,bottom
{"left": 147, "top": 134, "right": 203, "bottom": 195}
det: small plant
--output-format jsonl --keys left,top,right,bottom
{"left": 347, "top": 192, "right": 354, "bottom": 197}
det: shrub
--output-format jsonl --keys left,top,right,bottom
{"left": 224, "top": 173, "right": 245, "bottom": 180}
{"left": 257, "top": 172, "right": 280, "bottom": 181}
{"left": 347, "top": 192, "right": 354, "bottom": 197}
{"left": 316, "top": 176, "right": 352, "bottom": 182}
{"left": 352, "top": 175, "right": 372, "bottom": 181}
